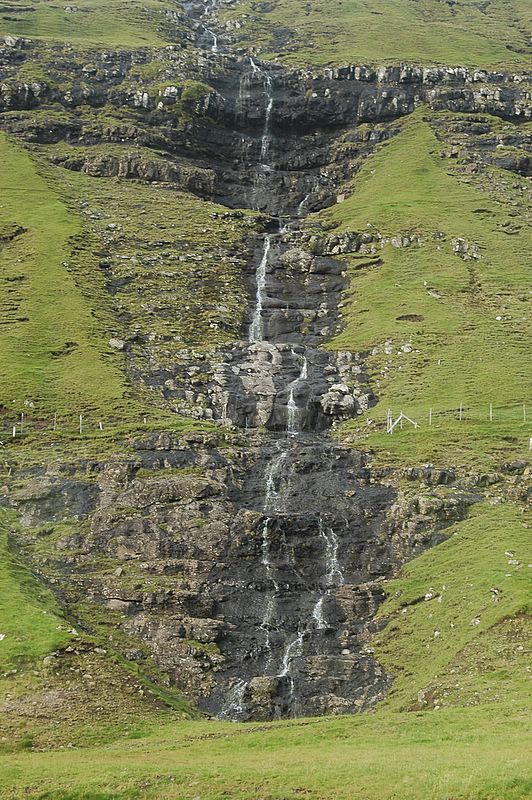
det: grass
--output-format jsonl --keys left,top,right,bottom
{"left": 0, "top": 6, "right": 530, "bottom": 795}
{"left": 0, "top": 131, "right": 252, "bottom": 442}
{"left": 375, "top": 503, "right": 531, "bottom": 711}
{"left": 0, "top": 499, "right": 529, "bottom": 794}
{"left": 0, "top": 505, "right": 196, "bottom": 752}
{"left": 0, "top": 508, "right": 72, "bottom": 671}
{"left": 1, "top": 495, "right": 529, "bottom": 793}
{"left": 52, "top": 156, "right": 252, "bottom": 355}
{"left": 323, "top": 113, "right": 531, "bottom": 468}
{"left": 0, "top": 132, "right": 132, "bottom": 420}
{"left": 220, "top": 0, "right": 532, "bottom": 68}
{"left": 0, "top": 0, "right": 186, "bottom": 48}
{"left": 0, "top": 704, "right": 530, "bottom": 798}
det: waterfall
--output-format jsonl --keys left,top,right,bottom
{"left": 297, "top": 192, "right": 311, "bottom": 217}
{"left": 278, "top": 623, "right": 304, "bottom": 713}
{"left": 219, "top": 679, "right": 247, "bottom": 719}
{"left": 311, "top": 519, "right": 344, "bottom": 630}
{"left": 264, "top": 446, "right": 290, "bottom": 512}
{"left": 185, "top": 0, "right": 383, "bottom": 725}
{"left": 249, "top": 234, "right": 271, "bottom": 343}
{"left": 249, "top": 57, "right": 274, "bottom": 165}
{"left": 208, "top": 28, "right": 218, "bottom": 52}
{"left": 297, "top": 173, "right": 323, "bottom": 216}
{"left": 260, "top": 517, "right": 279, "bottom": 663}
{"left": 260, "top": 75, "right": 274, "bottom": 163}
{"left": 312, "top": 597, "right": 326, "bottom": 629}
{"left": 261, "top": 517, "right": 279, "bottom": 590}
{"left": 279, "top": 628, "right": 304, "bottom": 677}
{"left": 320, "top": 521, "right": 344, "bottom": 587}
{"left": 200, "top": 0, "right": 219, "bottom": 52}
{"left": 287, "top": 350, "right": 308, "bottom": 435}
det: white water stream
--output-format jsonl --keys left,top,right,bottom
{"left": 264, "top": 445, "right": 290, "bottom": 512}
{"left": 200, "top": 0, "right": 219, "bottom": 52}
{"left": 221, "top": 52, "right": 348, "bottom": 718}
{"left": 248, "top": 234, "right": 271, "bottom": 343}
{"left": 311, "top": 520, "right": 344, "bottom": 630}
{"left": 287, "top": 350, "right": 308, "bottom": 435}
{"left": 260, "top": 517, "right": 279, "bottom": 663}
{"left": 249, "top": 58, "right": 274, "bottom": 165}
{"left": 219, "top": 678, "right": 247, "bottom": 719}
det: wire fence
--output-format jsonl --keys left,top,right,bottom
{"left": 0, "top": 411, "right": 156, "bottom": 445}
{"left": 0, "top": 400, "right": 529, "bottom": 442}
{"left": 384, "top": 401, "right": 530, "bottom": 437}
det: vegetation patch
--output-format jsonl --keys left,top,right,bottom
{"left": 220, "top": 0, "right": 532, "bottom": 68}
{"left": 0, "top": 508, "right": 71, "bottom": 671}
{"left": 0, "top": 0, "right": 187, "bottom": 48}
{"left": 323, "top": 114, "right": 530, "bottom": 468}
{"left": 375, "top": 503, "right": 531, "bottom": 711}
{"left": 0, "top": 703, "right": 530, "bottom": 798}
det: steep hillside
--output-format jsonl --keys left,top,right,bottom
{"left": 0, "top": 0, "right": 530, "bottom": 797}
{"left": 0, "top": 0, "right": 190, "bottom": 47}
{"left": 218, "top": 0, "right": 531, "bottom": 67}
{"left": 326, "top": 113, "right": 531, "bottom": 467}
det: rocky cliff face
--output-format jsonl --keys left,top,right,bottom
{"left": 1, "top": 36, "right": 530, "bottom": 215}
{"left": 1, "top": 11, "right": 530, "bottom": 722}
{"left": 9, "top": 428, "right": 487, "bottom": 720}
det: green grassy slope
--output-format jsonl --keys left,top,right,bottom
{"left": 0, "top": 130, "right": 251, "bottom": 446}
{"left": 0, "top": 132, "right": 130, "bottom": 419}
{"left": 376, "top": 503, "right": 531, "bottom": 711}
{"left": 220, "top": 0, "right": 531, "bottom": 68}
{"left": 0, "top": 0, "right": 185, "bottom": 47}
{"left": 0, "top": 506, "right": 196, "bottom": 752}
{"left": 0, "top": 500, "right": 530, "bottom": 796}
{"left": 0, "top": 509, "right": 72, "bottom": 670}
{"left": 325, "top": 114, "right": 531, "bottom": 468}
{"left": 1, "top": 705, "right": 530, "bottom": 799}
{"left": 0, "top": 2, "right": 530, "bottom": 795}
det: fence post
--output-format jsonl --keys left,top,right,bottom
{"left": 489, "top": 403, "right": 493, "bottom": 422}
{"left": 459, "top": 403, "right": 463, "bottom": 421}
{"left": 79, "top": 415, "right": 83, "bottom": 435}
{"left": 523, "top": 403, "right": 527, "bottom": 423}
{"left": 429, "top": 408, "right": 432, "bottom": 426}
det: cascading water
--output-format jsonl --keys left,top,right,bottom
{"left": 264, "top": 445, "right": 290, "bottom": 512}
{"left": 312, "top": 597, "right": 327, "bottom": 629}
{"left": 199, "top": 0, "right": 219, "bottom": 52}
{"left": 312, "top": 519, "right": 345, "bottom": 630}
{"left": 279, "top": 626, "right": 304, "bottom": 677}
{"left": 179, "top": 24, "right": 388, "bottom": 722}
{"left": 286, "top": 350, "right": 308, "bottom": 435}
{"left": 249, "top": 58, "right": 274, "bottom": 160}
{"left": 249, "top": 234, "right": 271, "bottom": 343}
{"left": 260, "top": 517, "right": 279, "bottom": 664}
{"left": 297, "top": 192, "right": 311, "bottom": 217}
{"left": 246, "top": 57, "right": 275, "bottom": 209}
{"left": 320, "top": 520, "right": 344, "bottom": 588}
{"left": 218, "top": 679, "right": 247, "bottom": 719}
{"left": 208, "top": 28, "right": 218, "bottom": 52}
{"left": 241, "top": 66, "right": 323, "bottom": 708}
